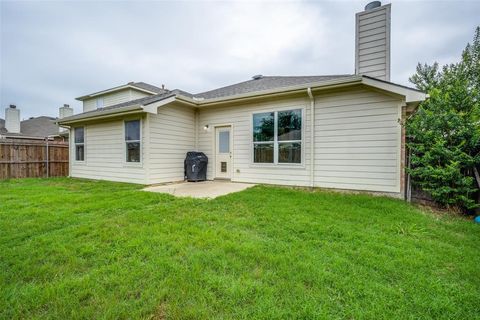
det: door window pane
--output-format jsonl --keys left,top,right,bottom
{"left": 125, "top": 120, "right": 140, "bottom": 141}
{"left": 278, "top": 142, "right": 301, "bottom": 163}
{"left": 278, "top": 109, "right": 302, "bottom": 141}
{"left": 253, "top": 112, "right": 274, "bottom": 142}
{"left": 126, "top": 142, "right": 141, "bottom": 162}
{"left": 219, "top": 131, "right": 230, "bottom": 153}
{"left": 254, "top": 143, "right": 274, "bottom": 163}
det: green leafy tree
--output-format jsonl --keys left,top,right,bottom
{"left": 407, "top": 27, "right": 480, "bottom": 210}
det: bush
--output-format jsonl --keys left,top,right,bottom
{"left": 407, "top": 27, "right": 480, "bottom": 210}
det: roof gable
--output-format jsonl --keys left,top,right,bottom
{"left": 76, "top": 82, "right": 166, "bottom": 101}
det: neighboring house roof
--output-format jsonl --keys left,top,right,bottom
{"left": 0, "top": 118, "right": 5, "bottom": 134}
{"left": 76, "top": 81, "right": 167, "bottom": 100}
{"left": 21, "top": 116, "right": 59, "bottom": 137}
{"left": 59, "top": 75, "right": 427, "bottom": 124}
{"left": 0, "top": 116, "right": 60, "bottom": 138}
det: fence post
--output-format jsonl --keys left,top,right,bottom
{"left": 45, "top": 138, "right": 49, "bottom": 178}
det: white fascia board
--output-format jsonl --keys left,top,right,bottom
{"left": 141, "top": 96, "right": 177, "bottom": 114}
{"left": 361, "top": 77, "right": 427, "bottom": 103}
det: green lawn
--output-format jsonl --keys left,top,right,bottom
{"left": 1, "top": 178, "right": 479, "bottom": 319}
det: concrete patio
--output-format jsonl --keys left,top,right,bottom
{"left": 143, "top": 180, "right": 255, "bottom": 199}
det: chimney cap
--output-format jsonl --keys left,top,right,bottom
{"left": 9, "top": 104, "right": 16, "bottom": 109}
{"left": 63, "top": 104, "right": 70, "bottom": 108}
{"left": 365, "top": 1, "right": 382, "bottom": 10}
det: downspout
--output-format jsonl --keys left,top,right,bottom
{"left": 307, "top": 88, "right": 315, "bottom": 188}
{"left": 194, "top": 108, "right": 199, "bottom": 150}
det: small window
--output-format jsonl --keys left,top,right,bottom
{"left": 125, "top": 120, "right": 141, "bottom": 162}
{"left": 74, "top": 127, "right": 85, "bottom": 161}
{"left": 96, "top": 98, "right": 104, "bottom": 109}
{"left": 252, "top": 109, "right": 302, "bottom": 164}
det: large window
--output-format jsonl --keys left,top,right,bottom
{"left": 125, "top": 120, "right": 141, "bottom": 163}
{"left": 74, "top": 127, "right": 85, "bottom": 161}
{"left": 253, "top": 109, "right": 302, "bottom": 164}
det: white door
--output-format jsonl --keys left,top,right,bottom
{"left": 215, "top": 126, "right": 232, "bottom": 179}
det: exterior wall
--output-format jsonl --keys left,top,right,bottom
{"left": 70, "top": 117, "right": 147, "bottom": 184}
{"left": 69, "top": 85, "right": 405, "bottom": 194}
{"left": 198, "top": 96, "right": 313, "bottom": 186}
{"left": 313, "top": 87, "right": 402, "bottom": 193}
{"left": 355, "top": 4, "right": 391, "bottom": 81}
{"left": 197, "top": 86, "right": 403, "bottom": 194}
{"left": 83, "top": 89, "right": 152, "bottom": 112}
{"left": 147, "top": 104, "right": 196, "bottom": 184}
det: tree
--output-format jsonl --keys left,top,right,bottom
{"left": 407, "top": 27, "right": 480, "bottom": 210}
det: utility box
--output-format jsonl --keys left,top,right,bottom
{"left": 184, "top": 152, "right": 208, "bottom": 182}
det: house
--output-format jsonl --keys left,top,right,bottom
{"left": 1, "top": 104, "right": 74, "bottom": 140}
{"left": 58, "top": 2, "right": 427, "bottom": 198}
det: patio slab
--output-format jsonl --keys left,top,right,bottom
{"left": 143, "top": 180, "right": 255, "bottom": 199}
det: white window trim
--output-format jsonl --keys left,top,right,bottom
{"left": 123, "top": 119, "right": 143, "bottom": 167}
{"left": 251, "top": 108, "right": 305, "bottom": 167}
{"left": 74, "top": 126, "right": 85, "bottom": 163}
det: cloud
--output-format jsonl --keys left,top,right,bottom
{"left": 1, "top": 0, "right": 479, "bottom": 119}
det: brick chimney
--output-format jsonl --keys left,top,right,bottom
{"left": 5, "top": 105, "right": 20, "bottom": 133}
{"left": 355, "top": 2, "right": 391, "bottom": 81}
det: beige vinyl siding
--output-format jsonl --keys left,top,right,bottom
{"left": 83, "top": 99, "right": 96, "bottom": 113}
{"left": 313, "top": 87, "right": 401, "bottom": 193}
{"left": 147, "top": 104, "right": 196, "bottom": 184}
{"left": 198, "top": 96, "right": 312, "bottom": 186}
{"left": 355, "top": 4, "right": 391, "bottom": 81}
{"left": 70, "top": 118, "right": 147, "bottom": 184}
{"left": 82, "top": 89, "right": 152, "bottom": 112}
{"left": 130, "top": 89, "right": 151, "bottom": 100}
{"left": 197, "top": 86, "right": 402, "bottom": 193}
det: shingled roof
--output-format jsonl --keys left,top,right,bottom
{"left": 0, "top": 118, "right": 6, "bottom": 134}
{"left": 194, "top": 75, "right": 353, "bottom": 99}
{"left": 60, "top": 74, "right": 426, "bottom": 124}
{"left": 0, "top": 116, "right": 60, "bottom": 138}
{"left": 76, "top": 81, "right": 167, "bottom": 100}
{"left": 130, "top": 82, "right": 166, "bottom": 94}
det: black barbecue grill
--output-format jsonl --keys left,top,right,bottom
{"left": 184, "top": 152, "right": 208, "bottom": 182}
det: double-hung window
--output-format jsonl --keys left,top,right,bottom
{"left": 74, "top": 127, "right": 85, "bottom": 161}
{"left": 253, "top": 109, "right": 302, "bottom": 164}
{"left": 125, "top": 120, "right": 141, "bottom": 163}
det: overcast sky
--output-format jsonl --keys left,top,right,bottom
{"left": 1, "top": 0, "right": 479, "bottom": 119}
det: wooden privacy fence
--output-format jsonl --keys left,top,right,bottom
{"left": 0, "top": 139, "right": 69, "bottom": 179}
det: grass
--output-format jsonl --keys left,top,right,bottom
{"left": 0, "top": 178, "right": 479, "bottom": 319}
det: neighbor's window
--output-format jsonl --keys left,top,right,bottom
{"left": 125, "top": 120, "right": 141, "bottom": 162}
{"left": 96, "top": 98, "right": 104, "bottom": 109}
{"left": 74, "top": 127, "right": 85, "bottom": 161}
{"left": 252, "top": 109, "right": 302, "bottom": 164}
